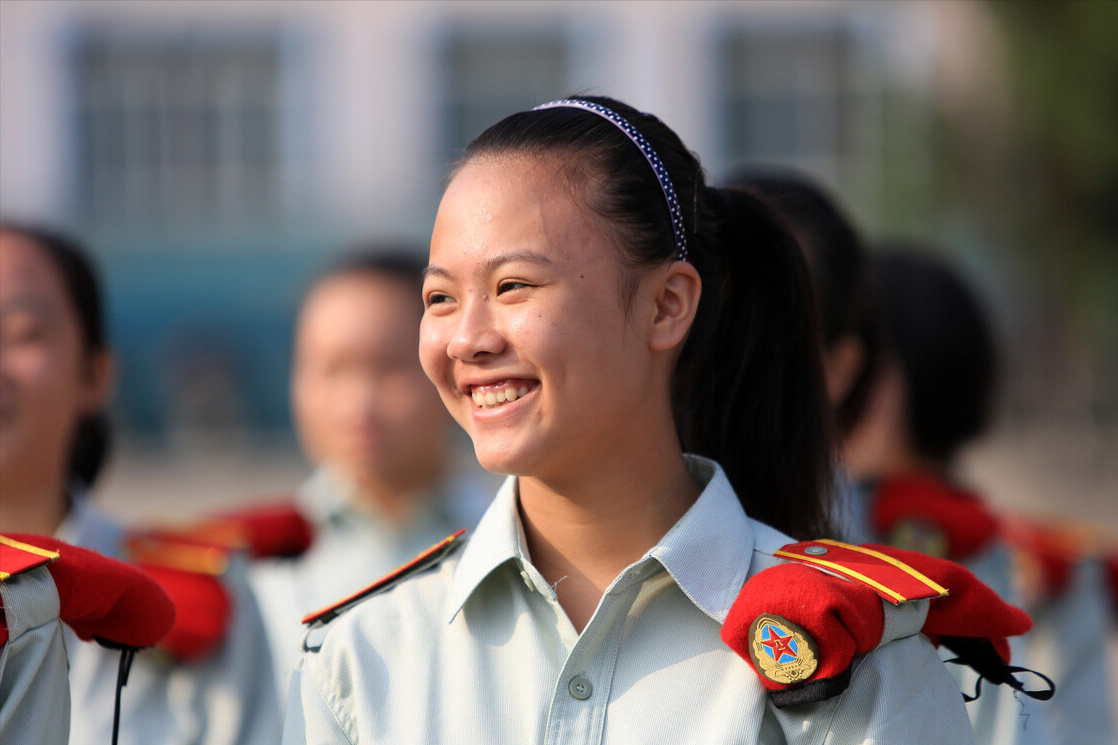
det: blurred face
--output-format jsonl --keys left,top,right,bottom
{"left": 420, "top": 154, "right": 661, "bottom": 480}
{"left": 292, "top": 273, "right": 449, "bottom": 487}
{"left": 0, "top": 232, "right": 107, "bottom": 489}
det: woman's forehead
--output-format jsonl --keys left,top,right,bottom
{"left": 430, "top": 155, "right": 610, "bottom": 272}
{"left": 0, "top": 233, "right": 71, "bottom": 308}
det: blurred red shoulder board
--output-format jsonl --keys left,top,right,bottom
{"left": 302, "top": 529, "right": 467, "bottom": 629}
{"left": 1, "top": 535, "right": 61, "bottom": 581}
{"left": 774, "top": 539, "right": 949, "bottom": 604}
{"left": 122, "top": 529, "right": 234, "bottom": 662}
{"left": 870, "top": 473, "right": 1000, "bottom": 561}
{"left": 132, "top": 498, "right": 313, "bottom": 562}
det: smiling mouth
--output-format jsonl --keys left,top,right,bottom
{"left": 468, "top": 380, "right": 537, "bottom": 409}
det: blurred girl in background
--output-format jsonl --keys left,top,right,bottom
{"left": 0, "top": 223, "right": 281, "bottom": 745}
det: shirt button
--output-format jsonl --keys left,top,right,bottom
{"left": 568, "top": 675, "right": 592, "bottom": 700}
{"left": 519, "top": 570, "right": 536, "bottom": 592}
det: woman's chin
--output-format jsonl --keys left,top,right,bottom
{"left": 472, "top": 441, "right": 535, "bottom": 478}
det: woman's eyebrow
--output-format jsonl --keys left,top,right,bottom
{"left": 423, "top": 251, "right": 554, "bottom": 281}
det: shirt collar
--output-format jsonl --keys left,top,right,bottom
{"left": 444, "top": 455, "right": 755, "bottom": 625}
{"left": 444, "top": 474, "right": 525, "bottom": 623}
{"left": 648, "top": 456, "right": 755, "bottom": 623}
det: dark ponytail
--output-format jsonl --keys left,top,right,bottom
{"left": 0, "top": 222, "right": 112, "bottom": 488}
{"left": 671, "top": 187, "right": 833, "bottom": 538}
{"left": 725, "top": 168, "right": 880, "bottom": 435}
{"left": 463, "top": 96, "right": 834, "bottom": 539}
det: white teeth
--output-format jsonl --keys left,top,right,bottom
{"left": 471, "top": 384, "right": 533, "bottom": 408}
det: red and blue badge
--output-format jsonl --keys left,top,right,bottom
{"left": 748, "top": 614, "right": 818, "bottom": 685}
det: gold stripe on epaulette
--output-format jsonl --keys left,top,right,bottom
{"left": 815, "top": 539, "right": 949, "bottom": 596}
{"left": 773, "top": 549, "right": 909, "bottom": 603}
{"left": 125, "top": 536, "right": 229, "bottom": 576}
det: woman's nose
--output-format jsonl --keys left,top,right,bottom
{"left": 446, "top": 296, "right": 506, "bottom": 362}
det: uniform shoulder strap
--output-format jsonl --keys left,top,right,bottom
{"left": 774, "top": 539, "right": 948, "bottom": 604}
{"left": 303, "top": 529, "right": 467, "bottom": 629}
{"left": 0, "top": 534, "right": 60, "bottom": 581}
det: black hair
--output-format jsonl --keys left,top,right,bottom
{"left": 302, "top": 245, "right": 427, "bottom": 311}
{"left": 724, "top": 167, "right": 881, "bottom": 434}
{"left": 0, "top": 222, "right": 111, "bottom": 488}
{"left": 871, "top": 246, "right": 996, "bottom": 463}
{"left": 462, "top": 96, "right": 834, "bottom": 539}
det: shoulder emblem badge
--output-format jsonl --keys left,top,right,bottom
{"left": 888, "top": 518, "right": 949, "bottom": 558}
{"left": 749, "top": 614, "right": 818, "bottom": 685}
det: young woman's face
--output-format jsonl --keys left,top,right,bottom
{"left": 292, "top": 273, "right": 450, "bottom": 487}
{"left": 420, "top": 154, "right": 660, "bottom": 479}
{"left": 0, "top": 232, "right": 106, "bottom": 488}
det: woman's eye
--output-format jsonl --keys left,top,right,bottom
{"left": 425, "top": 293, "right": 452, "bottom": 307}
{"left": 497, "top": 281, "right": 532, "bottom": 295}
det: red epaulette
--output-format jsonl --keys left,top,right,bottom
{"left": 870, "top": 473, "right": 1000, "bottom": 560}
{"left": 302, "top": 529, "right": 466, "bottom": 628}
{"left": 723, "top": 539, "right": 1044, "bottom": 708}
{"left": 1, "top": 534, "right": 60, "bottom": 582}
{"left": 135, "top": 498, "right": 313, "bottom": 561}
{"left": 122, "top": 530, "right": 233, "bottom": 662}
{"left": 774, "top": 538, "right": 948, "bottom": 604}
{"left": 1, "top": 534, "right": 175, "bottom": 650}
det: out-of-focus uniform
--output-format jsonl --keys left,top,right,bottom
{"left": 251, "top": 466, "right": 493, "bottom": 699}
{"left": 58, "top": 496, "right": 282, "bottom": 745}
{"left": 1, "top": 547, "right": 69, "bottom": 745}
{"left": 283, "top": 457, "right": 975, "bottom": 745}
{"left": 836, "top": 472, "right": 1051, "bottom": 745}
{"left": 1, "top": 533, "right": 176, "bottom": 745}
{"left": 1005, "top": 518, "right": 1117, "bottom": 745}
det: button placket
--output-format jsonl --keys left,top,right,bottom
{"left": 542, "top": 581, "right": 642, "bottom": 745}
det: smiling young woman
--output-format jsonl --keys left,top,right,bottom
{"left": 283, "top": 97, "right": 976, "bottom": 745}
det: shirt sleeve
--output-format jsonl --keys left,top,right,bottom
{"left": 0, "top": 566, "right": 71, "bottom": 745}
{"left": 769, "top": 634, "right": 976, "bottom": 745}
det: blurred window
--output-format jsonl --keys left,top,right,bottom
{"left": 441, "top": 31, "right": 568, "bottom": 158}
{"left": 718, "top": 22, "right": 879, "bottom": 184}
{"left": 75, "top": 35, "right": 285, "bottom": 237}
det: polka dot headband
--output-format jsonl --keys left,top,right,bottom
{"left": 533, "top": 99, "right": 689, "bottom": 262}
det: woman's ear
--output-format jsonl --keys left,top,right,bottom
{"left": 648, "top": 261, "right": 702, "bottom": 352}
{"left": 79, "top": 349, "right": 116, "bottom": 415}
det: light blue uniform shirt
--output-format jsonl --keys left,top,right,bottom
{"left": 250, "top": 466, "right": 495, "bottom": 701}
{"left": 0, "top": 565, "right": 70, "bottom": 745}
{"left": 58, "top": 496, "right": 282, "bottom": 745}
{"left": 284, "top": 457, "right": 974, "bottom": 744}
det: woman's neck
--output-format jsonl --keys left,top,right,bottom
{"left": 0, "top": 472, "right": 70, "bottom": 536}
{"left": 347, "top": 462, "right": 444, "bottom": 528}
{"left": 517, "top": 432, "right": 701, "bottom": 633}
